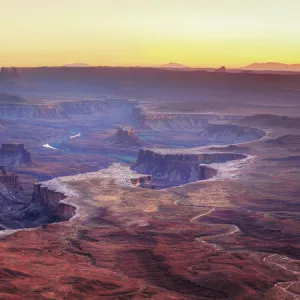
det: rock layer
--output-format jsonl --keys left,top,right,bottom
{"left": 131, "top": 149, "right": 244, "bottom": 187}
{"left": 0, "top": 167, "right": 20, "bottom": 190}
{"left": 32, "top": 184, "right": 76, "bottom": 221}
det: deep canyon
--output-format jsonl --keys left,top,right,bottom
{"left": 0, "top": 68, "right": 299, "bottom": 299}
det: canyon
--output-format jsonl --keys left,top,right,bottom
{"left": 0, "top": 68, "right": 299, "bottom": 299}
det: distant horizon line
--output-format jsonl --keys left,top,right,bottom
{"left": 1, "top": 61, "right": 300, "bottom": 69}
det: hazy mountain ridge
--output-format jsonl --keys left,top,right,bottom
{"left": 243, "top": 62, "right": 300, "bottom": 72}
{"left": 153, "top": 62, "right": 190, "bottom": 69}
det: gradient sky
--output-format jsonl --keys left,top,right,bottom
{"left": 1, "top": 0, "right": 299, "bottom": 67}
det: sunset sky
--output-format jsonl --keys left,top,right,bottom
{"left": 1, "top": 0, "right": 299, "bottom": 67}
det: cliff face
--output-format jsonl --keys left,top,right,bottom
{"left": 199, "top": 165, "right": 218, "bottom": 180}
{"left": 0, "top": 144, "right": 32, "bottom": 167}
{"left": 0, "top": 172, "right": 20, "bottom": 190}
{"left": 130, "top": 175, "right": 152, "bottom": 187}
{"left": 136, "top": 149, "right": 246, "bottom": 165}
{"left": 0, "top": 99, "right": 138, "bottom": 122}
{"left": 0, "top": 104, "right": 67, "bottom": 119}
{"left": 131, "top": 149, "right": 241, "bottom": 187}
{"left": 32, "top": 184, "right": 76, "bottom": 221}
{"left": 143, "top": 114, "right": 210, "bottom": 130}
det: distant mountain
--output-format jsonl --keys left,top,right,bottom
{"left": 64, "top": 63, "right": 91, "bottom": 67}
{"left": 215, "top": 66, "right": 227, "bottom": 73}
{"left": 154, "top": 62, "right": 190, "bottom": 69}
{"left": 242, "top": 62, "right": 300, "bottom": 72}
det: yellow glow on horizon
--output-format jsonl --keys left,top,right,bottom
{"left": 1, "top": 0, "right": 299, "bottom": 67}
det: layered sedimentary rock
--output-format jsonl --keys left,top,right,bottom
{"left": 0, "top": 99, "right": 139, "bottom": 122}
{"left": 0, "top": 104, "right": 67, "bottom": 119}
{"left": 136, "top": 149, "right": 246, "bottom": 165}
{"left": 132, "top": 149, "right": 242, "bottom": 187}
{"left": 0, "top": 144, "right": 32, "bottom": 167}
{"left": 32, "top": 184, "right": 76, "bottom": 221}
{"left": 143, "top": 114, "right": 210, "bottom": 130}
{"left": 0, "top": 166, "right": 20, "bottom": 190}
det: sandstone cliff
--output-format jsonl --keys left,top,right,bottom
{"left": 131, "top": 149, "right": 242, "bottom": 187}
{"left": 32, "top": 184, "right": 76, "bottom": 221}
{"left": 136, "top": 149, "right": 246, "bottom": 165}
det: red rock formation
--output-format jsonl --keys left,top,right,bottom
{"left": 108, "top": 127, "right": 144, "bottom": 148}
{"left": 32, "top": 184, "right": 76, "bottom": 221}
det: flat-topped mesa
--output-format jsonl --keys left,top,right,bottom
{"left": 0, "top": 143, "right": 32, "bottom": 166}
{"left": 143, "top": 114, "right": 210, "bottom": 130}
{"left": 32, "top": 184, "right": 75, "bottom": 221}
{"left": 137, "top": 149, "right": 246, "bottom": 165}
{"left": 0, "top": 166, "right": 21, "bottom": 190}
{"left": 132, "top": 149, "right": 247, "bottom": 188}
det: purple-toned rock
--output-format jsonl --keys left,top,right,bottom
{"left": 0, "top": 144, "right": 32, "bottom": 167}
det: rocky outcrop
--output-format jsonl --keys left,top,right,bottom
{"left": 131, "top": 150, "right": 223, "bottom": 187}
{"left": 130, "top": 175, "right": 152, "bottom": 187}
{"left": 131, "top": 149, "right": 247, "bottom": 187}
{"left": 0, "top": 144, "right": 32, "bottom": 167}
{"left": 199, "top": 165, "right": 218, "bottom": 179}
{"left": 197, "top": 124, "right": 265, "bottom": 145}
{"left": 136, "top": 149, "right": 246, "bottom": 165}
{"left": 215, "top": 66, "right": 227, "bottom": 73}
{"left": 0, "top": 166, "right": 20, "bottom": 190}
{"left": 107, "top": 127, "right": 145, "bottom": 148}
{"left": 32, "top": 184, "right": 76, "bottom": 221}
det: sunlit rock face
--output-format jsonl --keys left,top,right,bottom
{"left": 132, "top": 149, "right": 246, "bottom": 188}
{"left": 0, "top": 144, "right": 32, "bottom": 167}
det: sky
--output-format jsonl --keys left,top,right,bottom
{"left": 0, "top": 0, "right": 299, "bottom": 67}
